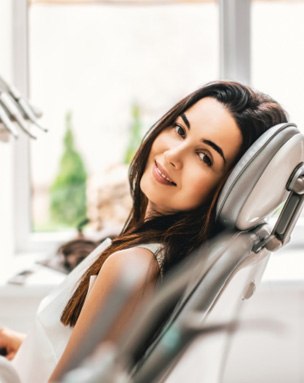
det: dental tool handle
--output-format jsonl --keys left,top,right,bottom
{"left": 18, "top": 98, "right": 47, "bottom": 132}
{"left": 0, "top": 103, "right": 19, "bottom": 138}
{"left": 0, "top": 93, "right": 36, "bottom": 139}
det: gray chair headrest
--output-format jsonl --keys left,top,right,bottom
{"left": 216, "top": 123, "right": 304, "bottom": 230}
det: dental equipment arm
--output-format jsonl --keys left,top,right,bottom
{"left": 0, "top": 75, "right": 46, "bottom": 140}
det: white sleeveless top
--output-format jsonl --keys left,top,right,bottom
{"left": 11, "top": 238, "right": 164, "bottom": 383}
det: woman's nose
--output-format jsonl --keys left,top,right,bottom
{"left": 164, "top": 144, "right": 184, "bottom": 169}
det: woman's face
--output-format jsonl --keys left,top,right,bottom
{"left": 140, "top": 97, "right": 243, "bottom": 217}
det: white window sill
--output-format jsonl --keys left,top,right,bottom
{"left": 0, "top": 252, "right": 65, "bottom": 298}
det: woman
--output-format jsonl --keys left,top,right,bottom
{"left": 0, "top": 81, "right": 288, "bottom": 382}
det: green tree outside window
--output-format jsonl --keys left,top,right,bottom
{"left": 50, "top": 111, "right": 87, "bottom": 228}
{"left": 123, "top": 103, "right": 143, "bottom": 164}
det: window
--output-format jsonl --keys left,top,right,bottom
{"left": 251, "top": 0, "right": 304, "bottom": 244}
{"left": 18, "top": 0, "right": 219, "bottom": 251}
{"left": 252, "top": 0, "right": 304, "bottom": 135}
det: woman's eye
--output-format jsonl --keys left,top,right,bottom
{"left": 174, "top": 123, "right": 186, "bottom": 138}
{"left": 198, "top": 152, "right": 213, "bottom": 167}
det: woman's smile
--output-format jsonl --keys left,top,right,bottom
{"left": 152, "top": 161, "right": 177, "bottom": 186}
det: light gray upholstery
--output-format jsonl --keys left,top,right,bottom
{"left": 216, "top": 123, "right": 304, "bottom": 229}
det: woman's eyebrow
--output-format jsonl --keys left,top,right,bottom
{"left": 203, "top": 139, "right": 227, "bottom": 164}
{"left": 181, "top": 113, "right": 190, "bottom": 129}
{"left": 180, "top": 113, "right": 227, "bottom": 164}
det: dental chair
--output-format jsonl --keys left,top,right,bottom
{"left": 58, "top": 121, "right": 304, "bottom": 383}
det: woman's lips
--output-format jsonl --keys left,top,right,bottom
{"left": 152, "top": 161, "right": 176, "bottom": 186}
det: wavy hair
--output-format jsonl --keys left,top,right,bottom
{"left": 61, "top": 81, "right": 288, "bottom": 326}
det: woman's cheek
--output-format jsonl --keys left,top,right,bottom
{"left": 188, "top": 176, "right": 214, "bottom": 205}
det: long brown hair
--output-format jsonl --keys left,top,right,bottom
{"left": 61, "top": 81, "right": 288, "bottom": 326}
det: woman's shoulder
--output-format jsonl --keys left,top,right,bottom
{"left": 104, "top": 244, "right": 162, "bottom": 280}
{"left": 83, "top": 246, "right": 159, "bottom": 298}
{"left": 105, "top": 246, "right": 159, "bottom": 267}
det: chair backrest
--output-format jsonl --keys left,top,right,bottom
{"left": 216, "top": 122, "right": 303, "bottom": 230}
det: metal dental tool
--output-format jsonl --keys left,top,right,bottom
{"left": 0, "top": 75, "right": 46, "bottom": 140}
{"left": 0, "top": 92, "right": 36, "bottom": 139}
{"left": 0, "top": 103, "right": 19, "bottom": 138}
{"left": 0, "top": 76, "right": 46, "bottom": 132}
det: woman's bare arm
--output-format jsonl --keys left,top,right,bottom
{"left": 49, "top": 247, "right": 159, "bottom": 381}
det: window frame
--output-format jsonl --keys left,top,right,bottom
{"left": 12, "top": 0, "right": 33, "bottom": 253}
{"left": 12, "top": 0, "right": 303, "bottom": 253}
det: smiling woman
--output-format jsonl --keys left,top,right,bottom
{"left": 0, "top": 81, "right": 289, "bottom": 383}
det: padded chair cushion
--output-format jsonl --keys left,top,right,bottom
{"left": 216, "top": 123, "right": 304, "bottom": 230}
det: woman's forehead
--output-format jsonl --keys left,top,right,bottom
{"left": 181, "top": 97, "right": 242, "bottom": 161}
